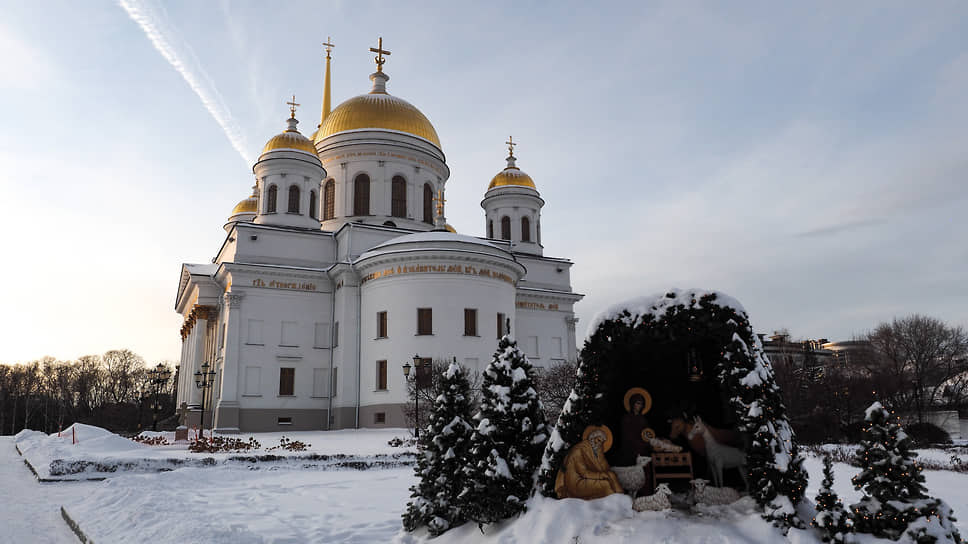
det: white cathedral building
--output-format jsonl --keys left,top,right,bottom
{"left": 173, "top": 41, "right": 582, "bottom": 432}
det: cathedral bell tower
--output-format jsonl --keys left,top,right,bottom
{"left": 253, "top": 97, "right": 327, "bottom": 229}
{"left": 481, "top": 137, "right": 545, "bottom": 256}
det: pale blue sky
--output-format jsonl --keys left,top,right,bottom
{"left": 1, "top": 1, "right": 966, "bottom": 364}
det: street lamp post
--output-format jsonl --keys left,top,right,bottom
{"left": 147, "top": 363, "right": 172, "bottom": 432}
{"left": 193, "top": 361, "right": 216, "bottom": 440}
{"left": 402, "top": 354, "right": 423, "bottom": 439}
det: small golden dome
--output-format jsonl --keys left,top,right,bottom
{"left": 262, "top": 130, "right": 317, "bottom": 155}
{"left": 316, "top": 93, "right": 440, "bottom": 148}
{"left": 231, "top": 196, "right": 258, "bottom": 215}
{"left": 488, "top": 166, "right": 536, "bottom": 190}
{"left": 444, "top": 223, "right": 456, "bottom": 233}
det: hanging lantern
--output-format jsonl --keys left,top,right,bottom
{"left": 687, "top": 348, "right": 704, "bottom": 382}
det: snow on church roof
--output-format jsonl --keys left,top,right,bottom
{"left": 585, "top": 288, "right": 748, "bottom": 341}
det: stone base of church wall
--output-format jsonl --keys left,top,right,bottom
{"left": 238, "top": 408, "right": 328, "bottom": 432}
{"left": 183, "top": 409, "right": 213, "bottom": 430}
{"left": 329, "top": 406, "right": 358, "bottom": 429}
{"left": 358, "top": 403, "right": 406, "bottom": 428}
{"left": 214, "top": 403, "right": 240, "bottom": 433}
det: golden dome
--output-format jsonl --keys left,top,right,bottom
{"left": 231, "top": 196, "right": 258, "bottom": 215}
{"left": 262, "top": 129, "right": 317, "bottom": 155}
{"left": 488, "top": 166, "right": 536, "bottom": 190}
{"left": 444, "top": 223, "right": 457, "bottom": 233}
{"left": 316, "top": 93, "right": 441, "bottom": 148}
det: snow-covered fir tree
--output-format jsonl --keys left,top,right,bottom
{"left": 851, "top": 402, "right": 961, "bottom": 543}
{"left": 461, "top": 331, "right": 549, "bottom": 527}
{"left": 403, "top": 363, "right": 475, "bottom": 536}
{"left": 813, "top": 455, "right": 852, "bottom": 543}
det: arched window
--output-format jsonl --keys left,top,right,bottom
{"left": 266, "top": 184, "right": 277, "bottom": 213}
{"left": 488, "top": 219, "right": 494, "bottom": 239}
{"left": 521, "top": 216, "right": 531, "bottom": 242}
{"left": 309, "top": 190, "right": 318, "bottom": 219}
{"left": 323, "top": 179, "right": 335, "bottom": 220}
{"left": 391, "top": 176, "right": 407, "bottom": 218}
{"left": 287, "top": 186, "right": 300, "bottom": 214}
{"left": 422, "top": 183, "right": 433, "bottom": 224}
{"left": 501, "top": 216, "right": 511, "bottom": 240}
{"left": 537, "top": 221, "right": 541, "bottom": 245}
{"left": 354, "top": 174, "right": 370, "bottom": 216}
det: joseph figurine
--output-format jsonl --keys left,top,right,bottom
{"left": 555, "top": 426, "right": 623, "bottom": 500}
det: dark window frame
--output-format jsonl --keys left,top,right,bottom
{"left": 422, "top": 183, "right": 433, "bottom": 224}
{"left": 279, "top": 367, "right": 295, "bottom": 396}
{"left": 323, "top": 179, "right": 335, "bottom": 220}
{"left": 354, "top": 174, "right": 370, "bottom": 216}
{"left": 288, "top": 185, "right": 300, "bottom": 214}
{"left": 464, "top": 308, "right": 478, "bottom": 336}
{"left": 376, "top": 360, "right": 388, "bottom": 390}
{"left": 391, "top": 176, "right": 407, "bottom": 218}
{"left": 501, "top": 216, "right": 511, "bottom": 240}
{"left": 266, "top": 184, "right": 278, "bottom": 213}
{"left": 417, "top": 308, "right": 433, "bottom": 336}
{"left": 377, "top": 311, "right": 388, "bottom": 339}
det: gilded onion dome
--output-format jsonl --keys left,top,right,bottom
{"left": 261, "top": 107, "right": 318, "bottom": 156}
{"left": 314, "top": 67, "right": 440, "bottom": 149}
{"left": 488, "top": 139, "right": 536, "bottom": 190}
{"left": 231, "top": 191, "right": 258, "bottom": 215}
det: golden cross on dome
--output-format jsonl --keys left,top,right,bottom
{"left": 369, "top": 37, "right": 391, "bottom": 72}
{"left": 323, "top": 37, "right": 334, "bottom": 59}
{"left": 506, "top": 135, "right": 516, "bottom": 157}
{"left": 286, "top": 95, "right": 300, "bottom": 118}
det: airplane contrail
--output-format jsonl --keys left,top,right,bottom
{"left": 119, "top": 0, "right": 253, "bottom": 168}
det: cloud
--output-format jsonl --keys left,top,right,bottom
{"left": 0, "top": 25, "right": 55, "bottom": 90}
{"left": 118, "top": 0, "right": 253, "bottom": 167}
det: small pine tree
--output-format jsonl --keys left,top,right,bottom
{"left": 850, "top": 402, "right": 961, "bottom": 543}
{"left": 813, "top": 455, "right": 852, "bottom": 543}
{"left": 462, "top": 332, "right": 549, "bottom": 527}
{"left": 403, "top": 363, "right": 475, "bottom": 535}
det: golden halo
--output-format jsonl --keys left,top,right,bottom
{"left": 582, "top": 425, "right": 613, "bottom": 452}
{"left": 641, "top": 428, "right": 656, "bottom": 441}
{"left": 623, "top": 387, "right": 652, "bottom": 414}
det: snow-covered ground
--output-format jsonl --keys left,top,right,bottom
{"left": 5, "top": 424, "right": 968, "bottom": 543}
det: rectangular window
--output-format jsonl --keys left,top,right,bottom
{"left": 374, "top": 412, "right": 386, "bottom": 424}
{"left": 279, "top": 367, "right": 295, "bottom": 396}
{"left": 377, "top": 311, "right": 388, "bottom": 338}
{"left": 497, "top": 312, "right": 506, "bottom": 339}
{"left": 333, "top": 321, "right": 340, "bottom": 347}
{"left": 243, "top": 366, "right": 261, "bottom": 396}
{"left": 246, "top": 319, "right": 264, "bottom": 345}
{"left": 280, "top": 321, "right": 298, "bottom": 346}
{"left": 417, "top": 308, "right": 433, "bottom": 336}
{"left": 376, "top": 360, "right": 388, "bottom": 390}
{"left": 314, "top": 322, "right": 330, "bottom": 348}
{"left": 278, "top": 417, "right": 292, "bottom": 425}
{"left": 464, "top": 357, "right": 479, "bottom": 375}
{"left": 464, "top": 308, "right": 477, "bottom": 336}
{"left": 332, "top": 367, "right": 338, "bottom": 397}
{"left": 526, "top": 335, "right": 539, "bottom": 358}
{"left": 312, "top": 368, "right": 329, "bottom": 397}
{"left": 552, "top": 337, "right": 563, "bottom": 358}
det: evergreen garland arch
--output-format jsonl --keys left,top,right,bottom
{"left": 537, "top": 289, "right": 808, "bottom": 527}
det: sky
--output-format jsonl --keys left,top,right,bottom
{"left": 1, "top": 1, "right": 966, "bottom": 365}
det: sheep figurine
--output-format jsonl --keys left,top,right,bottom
{"left": 611, "top": 455, "right": 651, "bottom": 499}
{"left": 690, "top": 478, "right": 741, "bottom": 506}
{"left": 633, "top": 483, "right": 673, "bottom": 511}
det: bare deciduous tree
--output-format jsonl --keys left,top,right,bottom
{"left": 867, "top": 315, "right": 968, "bottom": 424}
{"left": 532, "top": 361, "right": 577, "bottom": 423}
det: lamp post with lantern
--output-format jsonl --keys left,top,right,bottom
{"left": 147, "top": 363, "right": 172, "bottom": 432}
{"left": 193, "top": 361, "right": 216, "bottom": 440}
{"left": 402, "top": 354, "right": 424, "bottom": 439}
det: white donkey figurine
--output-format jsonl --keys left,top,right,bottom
{"left": 689, "top": 417, "right": 748, "bottom": 490}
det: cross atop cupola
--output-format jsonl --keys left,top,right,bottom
{"left": 505, "top": 136, "right": 518, "bottom": 169}
{"left": 370, "top": 37, "right": 391, "bottom": 73}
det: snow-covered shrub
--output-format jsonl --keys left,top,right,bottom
{"left": 461, "top": 333, "right": 548, "bottom": 527}
{"left": 403, "top": 363, "right": 476, "bottom": 535}
{"left": 813, "top": 455, "right": 852, "bottom": 543}
{"left": 537, "top": 290, "right": 808, "bottom": 529}
{"left": 850, "top": 402, "right": 961, "bottom": 543}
